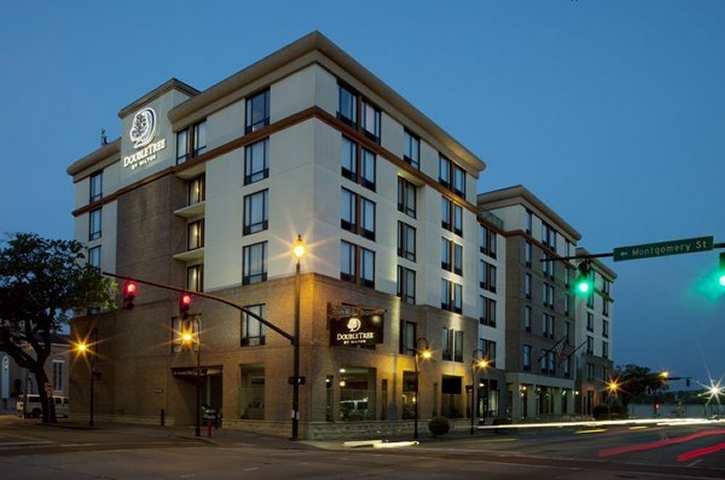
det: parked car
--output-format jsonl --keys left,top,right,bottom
{"left": 16, "top": 394, "right": 69, "bottom": 418}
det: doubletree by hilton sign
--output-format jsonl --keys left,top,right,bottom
{"left": 123, "top": 107, "right": 167, "bottom": 170}
{"left": 328, "top": 304, "right": 385, "bottom": 347}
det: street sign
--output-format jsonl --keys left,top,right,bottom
{"left": 613, "top": 236, "right": 714, "bottom": 262}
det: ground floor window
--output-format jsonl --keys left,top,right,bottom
{"left": 401, "top": 371, "right": 417, "bottom": 419}
{"left": 338, "top": 367, "right": 376, "bottom": 421}
{"left": 537, "top": 386, "right": 554, "bottom": 416}
{"left": 441, "top": 375, "right": 463, "bottom": 418}
{"left": 239, "top": 365, "right": 264, "bottom": 420}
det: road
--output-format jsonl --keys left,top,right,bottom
{"left": 0, "top": 415, "right": 724, "bottom": 479}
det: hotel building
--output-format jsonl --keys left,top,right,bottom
{"left": 66, "top": 32, "right": 508, "bottom": 438}
{"left": 478, "top": 186, "right": 598, "bottom": 420}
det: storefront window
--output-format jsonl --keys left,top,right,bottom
{"left": 401, "top": 371, "right": 417, "bottom": 419}
{"left": 239, "top": 365, "right": 264, "bottom": 420}
{"left": 338, "top": 367, "right": 376, "bottom": 421}
{"left": 441, "top": 375, "right": 463, "bottom": 418}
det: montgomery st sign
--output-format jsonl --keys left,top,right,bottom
{"left": 613, "top": 236, "right": 714, "bottom": 262}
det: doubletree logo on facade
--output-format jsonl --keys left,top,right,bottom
{"left": 123, "top": 107, "right": 167, "bottom": 170}
{"left": 330, "top": 314, "right": 384, "bottom": 346}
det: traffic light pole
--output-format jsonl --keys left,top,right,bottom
{"left": 101, "top": 271, "right": 300, "bottom": 439}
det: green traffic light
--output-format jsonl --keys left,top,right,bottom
{"left": 719, "top": 274, "right": 725, "bottom": 288}
{"left": 576, "top": 281, "right": 590, "bottom": 294}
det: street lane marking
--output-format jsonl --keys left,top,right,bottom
{"left": 686, "top": 458, "right": 704, "bottom": 467}
{"left": 575, "top": 429, "right": 607, "bottom": 434}
{"left": 628, "top": 426, "right": 649, "bottom": 430}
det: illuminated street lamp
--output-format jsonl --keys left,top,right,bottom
{"left": 291, "top": 234, "right": 305, "bottom": 440}
{"left": 414, "top": 337, "right": 431, "bottom": 440}
{"left": 72, "top": 333, "right": 97, "bottom": 427}
{"left": 606, "top": 379, "right": 620, "bottom": 420}
{"left": 470, "top": 349, "right": 491, "bottom": 435}
{"left": 179, "top": 322, "right": 201, "bottom": 437}
{"left": 659, "top": 371, "right": 670, "bottom": 380}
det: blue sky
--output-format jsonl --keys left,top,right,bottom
{"left": 1, "top": 1, "right": 723, "bottom": 385}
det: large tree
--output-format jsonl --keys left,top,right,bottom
{"left": 0, "top": 233, "right": 115, "bottom": 423}
{"left": 614, "top": 363, "right": 669, "bottom": 406}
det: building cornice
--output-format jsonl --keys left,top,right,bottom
{"left": 66, "top": 138, "right": 121, "bottom": 177}
{"left": 477, "top": 185, "right": 582, "bottom": 241}
{"left": 167, "top": 31, "right": 485, "bottom": 174}
{"left": 117, "top": 77, "right": 199, "bottom": 119}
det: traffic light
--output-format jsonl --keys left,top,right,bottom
{"left": 179, "top": 293, "right": 192, "bottom": 318}
{"left": 719, "top": 253, "right": 725, "bottom": 288}
{"left": 122, "top": 281, "right": 137, "bottom": 310}
{"left": 574, "top": 261, "right": 593, "bottom": 296}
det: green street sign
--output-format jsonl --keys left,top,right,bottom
{"left": 613, "top": 236, "right": 714, "bottom": 262}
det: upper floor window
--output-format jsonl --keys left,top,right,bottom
{"left": 361, "top": 100, "right": 381, "bottom": 143}
{"left": 441, "top": 278, "right": 462, "bottom": 313}
{"left": 439, "top": 155, "right": 451, "bottom": 187}
{"left": 523, "top": 345, "right": 532, "bottom": 371}
{"left": 586, "top": 335, "right": 594, "bottom": 355}
{"left": 341, "top": 136, "right": 376, "bottom": 191}
{"left": 397, "top": 177, "right": 417, "bottom": 218}
{"left": 480, "top": 296, "right": 496, "bottom": 327}
{"left": 243, "top": 189, "right": 269, "bottom": 235}
{"left": 403, "top": 130, "right": 420, "bottom": 169}
{"left": 186, "top": 264, "right": 203, "bottom": 292}
{"left": 397, "top": 266, "right": 416, "bottom": 305}
{"left": 245, "top": 89, "right": 270, "bottom": 133}
{"left": 188, "top": 175, "right": 205, "bottom": 206}
{"left": 543, "top": 313, "right": 555, "bottom": 339}
{"left": 52, "top": 360, "right": 64, "bottom": 392}
{"left": 88, "top": 245, "right": 101, "bottom": 270}
{"left": 481, "top": 261, "right": 496, "bottom": 293}
{"left": 340, "top": 188, "right": 375, "bottom": 241}
{"left": 452, "top": 165, "right": 466, "bottom": 197}
{"left": 441, "top": 197, "right": 463, "bottom": 237}
{"left": 338, "top": 84, "right": 357, "bottom": 126}
{"left": 244, "top": 138, "right": 269, "bottom": 185}
{"left": 89, "top": 171, "right": 103, "bottom": 203}
{"left": 176, "top": 120, "right": 207, "bottom": 164}
{"left": 603, "top": 298, "right": 610, "bottom": 317}
{"left": 89, "top": 208, "right": 102, "bottom": 241}
{"left": 397, "top": 221, "right": 416, "bottom": 262}
{"left": 602, "top": 341, "right": 609, "bottom": 360}
{"left": 441, "top": 238, "right": 463, "bottom": 275}
{"left": 442, "top": 328, "right": 463, "bottom": 362}
{"left": 524, "top": 241, "right": 532, "bottom": 267}
{"left": 242, "top": 241, "right": 267, "bottom": 285}
{"left": 603, "top": 319, "right": 609, "bottom": 338}
{"left": 587, "top": 312, "right": 594, "bottom": 332}
{"left": 603, "top": 278, "right": 611, "bottom": 296}
{"left": 523, "top": 305, "right": 532, "bottom": 332}
{"left": 524, "top": 273, "right": 532, "bottom": 299}
{"left": 193, "top": 121, "right": 207, "bottom": 156}
{"left": 399, "top": 320, "right": 417, "bottom": 355}
{"left": 187, "top": 219, "right": 204, "bottom": 250}
{"left": 542, "top": 253, "right": 554, "bottom": 278}
{"left": 481, "top": 339, "right": 496, "bottom": 367}
{"left": 525, "top": 209, "right": 533, "bottom": 234}
{"left": 340, "top": 240, "right": 375, "bottom": 288}
{"left": 542, "top": 222, "right": 557, "bottom": 250}
{"left": 241, "top": 304, "right": 266, "bottom": 347}
{"left": 480, "top": 225, "right": 497, "bottom": 258}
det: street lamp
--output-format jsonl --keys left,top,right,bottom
{"left": 606, "top": 379, "right": 620, "bottom": 420}
{"left": 470, "top": 349, "right": 490, "bottom": 435}
{"left": 72, "top": 331, "right": 97, "bottom": 427}
{"left": 414, "top": 336, "right": 431, "bottom": 440}
{"left": 291, "top": 234, "right": 305, "bottom": 440}
{"left": 180, "top": 324, "right": 201, "bottom": 437}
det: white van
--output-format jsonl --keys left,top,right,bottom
{"left": 16, "top": 394, "right": 70, "bottom": 418}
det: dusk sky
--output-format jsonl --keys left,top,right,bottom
{"left": 1, "top": 1, "right": 723, "bottom": 385}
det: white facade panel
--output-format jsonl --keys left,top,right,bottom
{"left": 207, "top": 99, "right": 244, "bottom": 150}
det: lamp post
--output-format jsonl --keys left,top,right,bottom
{"left": 606, "top": 379, "right": 620, "bottom": 421}
{"left": 470, "top": 349, "right": 490, "bottom": 435}
{"left": 291, "top": 234, "right": 305, "bottom": 440}
{"left": 414, "top": 337, "right": 431, "bottom": 440}
{"left": 181, "top": 326, "right": 201, "bottom": 437}
{"left": 72, "top": 330, "right": 97, "bottom": 427}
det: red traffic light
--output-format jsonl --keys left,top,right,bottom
{"left": 179, "top": 293, "right": 192, "bottom": 317}
{"left": 122, "top": 281, "right": 138, "bottom": 310}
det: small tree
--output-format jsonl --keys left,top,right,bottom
{"left": 0, "top": 233, "right": 115, "bottom": 423}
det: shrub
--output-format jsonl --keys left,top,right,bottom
{"left": 592, "top": 403, "right": 627, "bottom": 420}
{"left": 428, "top": 416, "right": 450, "bottom": 437}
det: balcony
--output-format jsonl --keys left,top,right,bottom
{"left": 174, "top": 201, "right": 205, "bottom": 219}
{"left": 173, "top": 247, "right": 204, "bottom": 263}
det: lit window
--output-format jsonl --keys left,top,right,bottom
{"left": 186, "top": 264, "right": 203, "bottom": 292}
{"left": 187, "top": 219, "right": 204, "bottom": 250}
{"left": 241, "top": 304, "right": 266, "bottom": 346}
{"left": 187, "top": 175, "right": 205, "bottom": 206}
{"left": 397, "top": 266, "right": 416, "bottom": 304}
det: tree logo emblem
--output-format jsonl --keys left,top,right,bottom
{"left": 347, "top": 317, "right": 362, "bottom": 333}
{"left": 129, "top": 108, "right": 157, "bottom": 148}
